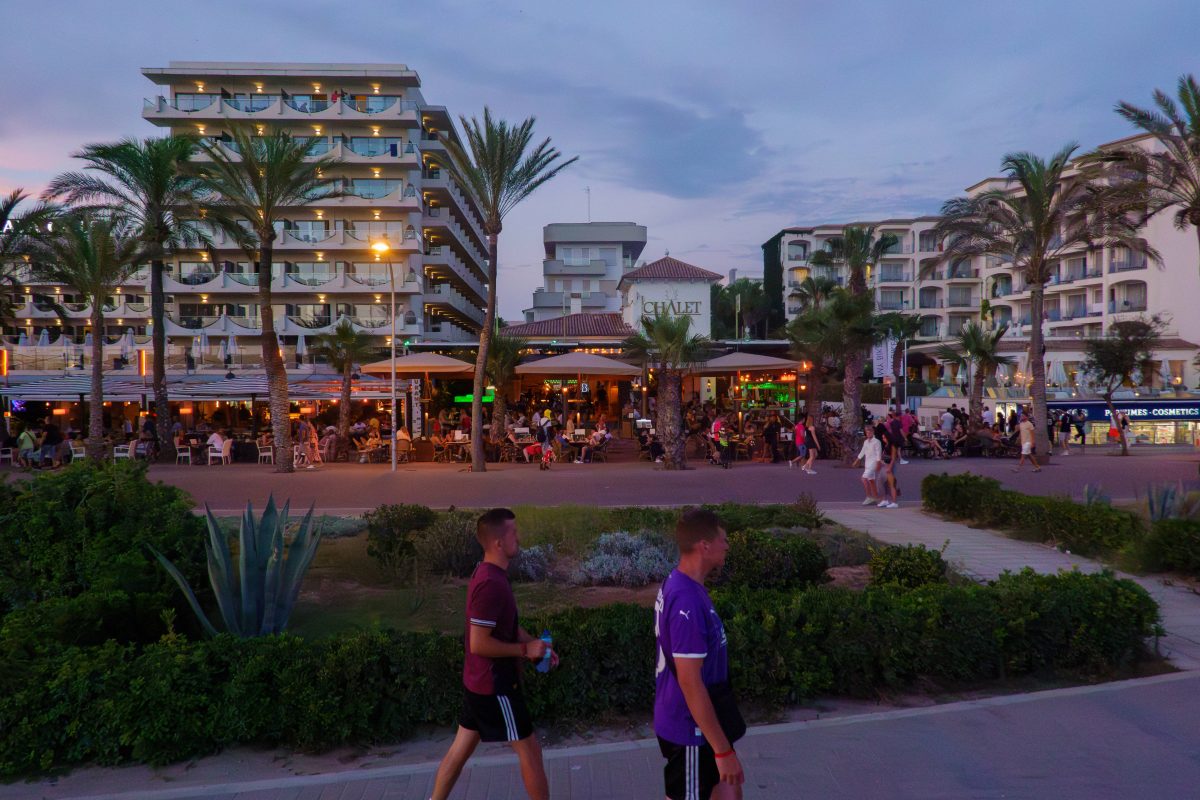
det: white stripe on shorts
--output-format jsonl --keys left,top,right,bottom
{"left": 498, "top": 695, "right": 518, "bottom": 741}
{"left": 687, "top": 745, "right": 698, "bottom": 800}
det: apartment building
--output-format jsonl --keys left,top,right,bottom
{"left": 523, "top": 222, "right": 647, "bottom": 323}
{"left": 3, "top": 62, "right": 491, "bottom": 374}
{"left": 765, "top": 132, "right": 1200, "bottom": 388}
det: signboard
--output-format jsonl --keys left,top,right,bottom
{"left": 410, "top": 378, "right": 422, "bottom": 437}
{"left": 871, "top": 337, "right": 896, "bottom": 379}
{"left": 1048, "top": 400, "right": 1200, "bottom": 422}
{"left": 641, "top": 300, "right": 702, "bottom": 316}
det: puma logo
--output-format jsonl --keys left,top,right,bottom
{"left": 679, "top": 610, "right": 691, "bottom": 620}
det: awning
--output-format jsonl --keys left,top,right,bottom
{"left": 696, "top": 352, "right": 801, "bottom": 374}
{"left": 361, "top": 353, "right": 474, "bottom": 376}
{"left": 514, "top": 351, "right": 640, "bottom": 376}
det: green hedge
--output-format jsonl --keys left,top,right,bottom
{"left": 1139, "top": 519, "right": 1200, "bottom": 575}
{"left": 0, "top": 569, "right": 1157, "bottom": 777}
{"left": 921, "top": 473, "right": 1144, "bottom": 557}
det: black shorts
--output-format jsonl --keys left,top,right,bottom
{"left": 659, "top": 737, "right": 718, "bottom": 800}
{"left": 459, "top": 689, "right": 533, "bottom": 742}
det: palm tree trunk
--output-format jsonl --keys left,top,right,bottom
{"left": 492, "top": 390, "right": 508, "bottom": 443}
{"left": 258, "top": 244, "right": 293, "bottom": 472}
{"left": 969, "top": 365, "right": 985, "bottom": 431}
{"left": 1027, "top": 281, "right": 1052, "bottom": 461}
{"left": 805, "top": 365, "right": 823, "bottom": 417}
{"left": 841, "top": 351, "right": 864, "bottom": 464}
{"left": 337, "top": 363, "right": 352, "bottom": 460}
{"left": 470, "top": 232, "right": 499, "bottom": 473}
{"left": 88, "top": 307, "right": 105, "bottom": 461}
{"left": 150, "top": 258, "right": 174, "bottom": 462}
{"left": 658, "top": 370, "right": 685, "bottom": 469}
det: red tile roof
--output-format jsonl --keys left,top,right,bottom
{"left": 619, "top": 256, "right": 722, "bottom": 286}
{"left": 502, "top": 312, "right": 634, "bottom": 340}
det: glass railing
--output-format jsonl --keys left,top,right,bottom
{"left": 296, "top": 138, "right": 332, "bottom": 156}
{"left": 286, "top": 229, "right": 332, "bottom": 243}
{"left": 64, "top": 302, "right": 89, "bottom": 312}
{"left": 346, "top": 138, "right": 402, "bottom": 157}
{"left": 1110, "top": 259, "right": 1147, "bottom": 272}
{"left": 224, "top": 96, "right": 279, "bottom": 112}
{"left": 125, "top": 302, "right": 148, "bottom": 312}
{"left": 174, "top": 270, "right": 217, "bottom": 285}
{"left": 284, "top": 97, "right": 331, "bottom": 113}
{"left": 174, "top": 315, "right": 221, "bottom": 329}
{"left": 918, "top": 299, "right": 944, "bottom": 309}
{"left": 351, "top": 314, "right": 390, "bottom": 328}
{"left": 1064, "top": 306, "right": 1087, "bottom": 319}
{"left": 343, "top": 96, "right": 400, "bottom": 113}
{"left": 287, "top": 315, "right": 332, "bottom": 329}
{"left": 878, "top": 272, "right": 911, "bottom": 283}
{"left": 345, "top": 179, "right": 402, "bottom": 199}
{"left": 228, "top": 316, "right": 261, "bottom": 329}
{"left": 153, "top": 95, "right": 218, "bottom": 112}
{"left": 226, "top": 271, "right": 258, "bottom": 286}
{"left": 346, "top": 266, "right": 391, "bottom": 285}
{"left": 285, "top": 268, "right": 336, "bottom": 285}
{"left": 1109, "top": 300, "right": 1147, "bottom": 313}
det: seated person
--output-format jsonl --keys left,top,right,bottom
{"left": 357, "top": 429, "right": 382, "bottom": 462}
{"left": 910, "top": 429, "right": 946, "bottom": 458}
{"left": 395, "top": 425, "right": 412, "bottom": 444}
{"left": 576, "top": 428, "right": 610, "bottom": 463}
{"left": 948, "top": 423, "right": 969, "bottom": 456}
{"left": 640, "top": 430, "right": 666, "bottom": 462}
{"left": 206, "top": 429, "right": 225, "bottom": 452}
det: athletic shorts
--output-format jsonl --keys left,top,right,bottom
{"left": 459, "top": 689, "right": 533, "bottom": 743}
{"left": 1021, "top": 442, "right": 1033, "bottom": 455}
{"left": 659, "top": 737, "right": 718, "bottom": 800}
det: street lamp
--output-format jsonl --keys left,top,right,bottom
{"left": 372, "top": 239, "right": 398, "bottom": 473}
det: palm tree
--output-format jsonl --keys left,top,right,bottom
{"left": 310, "top": 319, "right": 375, "bottom": 460}
{"left": 1086, "top": 74, "right": 1200, "bottom": 280}
{"left": 436, "top": 108, "right": 577, "bottom": 472}
{"left": 1, "top": 191, "right": 57, "bottom": 331}
{"left": 485, "top": 333, "right": 527, "bottom": 442}
{"left": 622, "top": 314, "right": 711, "bottom": 470}
{"left": 934, "top": 144, "right": 1154, "bottom": 458}
{"left": 44, "top": 135, "right": 204, "bottom": 462}
{"left": 26, "top": 212, "right": 142, "bottom": 460}
{"left": 190, "top": 126, "right": 341, "bottom": 472}
{"left": 807, "top": 226, "right": 898, "bottom": 461}
{"left": 935, "top": 322, "right": 1014, "bottom": 431}
{"left": 794, "top": 275, "right": 839, "bottom": 312}
{"left": 786, "top": 290, "right": 877, "bottom": 428}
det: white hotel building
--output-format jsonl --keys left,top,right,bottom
{"left": 4, "top": 62, "right": 488, "bottom": 374}
{"left": 770, "top": 133, "right": 1200, "bottom": 391}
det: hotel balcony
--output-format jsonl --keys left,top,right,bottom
{"left": 420, "top": 171, "right": 487, "bottom": 247}
{"left": 423, "top": 215, "right": 487, "bottom": 271}
{"left": 876, "top": 270, "right": 912, "bottom": 284}
{"left": 424, "top": 246, "right": 487, "bottom": 304}
{"left": 163, "top": 309, "right": 420, "bottom": 338}
{"left": 143, "top": 95, "right": 422, "bottom": 125}
{"left": 424, "top": 284, "right": 484, "bottom": 330}
{"left": 543, "top": 258, "right": 610, "bottom": 277}
{"left": 161, "top": 262, "right": 422, "bottom": 295}
{"left": 530, "top": 289, "right": 609, "bottom": 311}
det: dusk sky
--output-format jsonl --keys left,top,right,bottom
{"left": 2, "top": 0, "right": 1197, "bottom": 319}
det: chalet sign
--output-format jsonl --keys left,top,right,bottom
{"left": 641, "top": 299, "right": 702, "bottom": 316}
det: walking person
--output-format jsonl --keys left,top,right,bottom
{"left": 875, "top": 418, "right": 901, "bottom": 508}
{"left": 655, "top": 508, "right": 747, "bottom": 800}
{"left": 1072, "top": 410, "right": 1087, "bottom": 450}
{"left": 852, "top": 425, "right": 882, "bottom": 506}
{"left": 431, "top": 509, "right": 555, "bottom": 800}
{"left": 787, "top": 414, "right": 808, "bottom": 469}
{"left": 800, "top": 415, "right": 820, "bottom": 474}
{"left": 1012, "top": 413, "right": 1042, "bottom": 473}
{"left": 1057, "top": 411, "right": 1072, "bottom": 456}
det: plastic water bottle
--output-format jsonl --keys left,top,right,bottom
{"left": 536, "top": 630, "right": 553, "bottom": 673}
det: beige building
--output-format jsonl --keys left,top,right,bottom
{"left": 5, "top": 61, "right": 488, "bottom": 375}
{"left": 769, "top": 132, "right": 1200, "bottom": 389}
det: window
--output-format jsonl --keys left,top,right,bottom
{"left": 598, "top": 247, "right": 618, "bottom": 268}
{"left": 787, "top": 241, "right": 809, "bottom": 261}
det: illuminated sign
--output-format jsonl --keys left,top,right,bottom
{"left": 1048, "top": 400, "right": 1200, "bottom": 422}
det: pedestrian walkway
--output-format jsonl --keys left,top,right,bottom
{"left": 43, "top": 672, "right": 1200, "bottom": 800}
{"left": 823, "top": 504, "right": 1200, "bottom": 670}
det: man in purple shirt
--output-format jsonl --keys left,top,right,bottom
{"left": 431, "top": 508, "right": 556, "bottom": 800}
{"left": 655, "top": 508, "right": 746, "bottom": 800}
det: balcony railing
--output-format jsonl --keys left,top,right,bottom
{"left": 881, "top": 244, "right": 914, "bottom": 255}
{"left": 1109, "top": 300, "right": 1148, "bottom": 313}
{"left": 173, "top": 315, "right": 222, "bottom": 329}
{"left": 878, "top": 300, "right": 910, "bottom": 311}
{"left": 287, "top": 315, "right": 332, "bottom": 329}
{"left": 225, "top": 96, "right": 280, "bottom": 112}
{"left": 1110, "top": 258, "right": 1148, "bottom": 273}
{"left": 344, "top": 179, "right": 403, "bottom": 199}
{"left": 342, "top": 97, "right": 421, "bottom": 114}
{"left": 125, "top": 302, "right": 148, "bottom": 313}
{"left": 351, "top": 314, "right": 390, "bottom": 329}
{"left": 946, "top": 296, "right": 976, "bottom": 308}
{"left": 284, "top": 97, "right": 332, "bottom": 113}
{"left": 877, "top": 272, "right": 911, "bottom": 283}
{"left": 918, "top": 299, "right": 944, "bottom": 309}
{"left": 228, "top": 316, "right": 262, "bottom": 330}
{"left": 174, "top": 270, "right": 218, "bottom": 285}
{"left": 285, "top": 269, "right": 337, "bottom": 286}
{"left": 226, "top": 271, "right": 259, "bottom": 286}
{"left": 146, "top": 95, "right": 218, "bottom": 112}
{"left": 346, "top": 267, "right": 391, "bottom": 286}
{"left": 947, "top": 268, "right": 978, "bottom": 280}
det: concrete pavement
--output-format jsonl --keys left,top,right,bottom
{"left": 33, "top": 672, "right": 1200, "bottom": 800}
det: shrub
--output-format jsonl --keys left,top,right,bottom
{"left": 509, "top": 545, "right": 554, "bottom": 583}
{"left": 572, "top": 532, "right": 675, "bottom": 587}
{"left": 0, "top": 461, "right": 208, "bottom": 649}
{"left": 364, "top": 504, "right": 437, "bottom": 575}
{"left": 921, "top": 472, "right": 1143, "bottom": 557}
{"left": 702, "top": 502, "right": 823, "bottom": 534}
{"left": 869, "top": 543, "right": 949, "bottom": 589}
{"left": 407, "top": 511, "right": 483, "bottom": 579}
{"left": 718, "top": 530, "right": 828, "bottom": 590}
{"left": 0, "top": 570, "right": 1157, "bottom": 777}
{"left": 1138, "top": 519, "right": 1200, "bottom": 575}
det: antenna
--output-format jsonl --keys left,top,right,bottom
{"left": 585, "top": 186, "right": 591, "bottom": 222}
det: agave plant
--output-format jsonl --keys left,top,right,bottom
{"left": 150, "top": 497, "right": 322, "bottom": 637}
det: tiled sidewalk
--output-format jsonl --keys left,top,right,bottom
{"left": 823, "top": 504, "right": 1200, "bottom": 670}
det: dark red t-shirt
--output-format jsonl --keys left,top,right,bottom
{"left": 463, "top": 561, "right": 519, "bottom": 695}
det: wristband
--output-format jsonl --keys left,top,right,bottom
{"left": 714, "top": 749, "right": 735, "bottom": 759}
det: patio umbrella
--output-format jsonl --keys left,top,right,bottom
{"left": 1047, "top": 361, "right": 1068, "bottom": 388}
{"left": 227, "top": 334, "right": 240, "bottom": 359}
{"left": 295, "top": 334, "right": 307, "bottom": 362}
{"left": 694, "top": 352, "right": 802, "bottom": 374}
{"left": 513, "top": 352, "right": 640, "bottom": 377}
{"left": 361, "top": 352, "right": 475, "bottom": 376}
{"left": 219, "top": 336, "right": 230, "bottom": 363}
{"left": 198, "top": 328, "right": 210, "bottom": 357}
{"left": 1160, "top": 361, "right": 1175, "bottom": 391}
{"left": 83, "top": 331, "right": 93, "bottom": 349}
{"left": 17, "top": 331, "right": 28, "bottom": 347}
{"left": 120, "top": 328, "right": 134, "bottom": 360}
{"left": 37, "top": 329, "right": 49, "bottom": 347}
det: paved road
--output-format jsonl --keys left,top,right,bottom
{"left": 140, "top": 448, "right": 1199, "bottom": 513}
{"left": 36, "top": 672, "right": 1200, "bottom": 800}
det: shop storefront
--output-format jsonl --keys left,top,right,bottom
{"left": 1048, "top": 399, "right": 1200, "bottom": 446}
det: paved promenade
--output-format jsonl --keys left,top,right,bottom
{"left": 140, "top": 447, "right": 1198, "bottom": 513}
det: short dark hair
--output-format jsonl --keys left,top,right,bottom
{"left": 676, "top": 508, "right": 723, "bottom": 553}
{"left": 476, "top": 507, "right": 516, "bottom": 545}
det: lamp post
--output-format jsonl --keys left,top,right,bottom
{"left": 372, "top": 240, "right": 397, "bottom": 473}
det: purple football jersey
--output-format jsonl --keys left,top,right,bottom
{"left": 653, "top": 569, "right": 729, "bottom": 746}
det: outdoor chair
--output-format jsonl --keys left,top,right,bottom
{"left": 591, "top": 437, "right": 612, "bottom": 463}
{"left": 113, "top": 444, "right": 132, "bottom": 461}
{"left": 222, "top": 438, "right": 233, "bottom": 464}
{"left": 207, "top": 445, "right": 225, "bottom": 465}
{"left": 0, "top": 447, "right": 12, "bottom": 466}
{"left": 293, "top": 444, "right": 308, "bottom": 469}
{"left": 257, "top": 445, "right": 274, "bottom": 464}
{"left": 69, "top": 443, "right": 86, "bottom": 462}
{"left": 174, "top": 446, "right": 191, "bottom": 465}
{"left": 395, "top": 439, "right": 412, "bottom": 463}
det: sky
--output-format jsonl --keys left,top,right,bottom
{"left": 1, "top": 0, "right": 1197, "bottom": 320}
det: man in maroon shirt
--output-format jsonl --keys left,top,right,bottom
{"left": 431, "top": 508, "right": 556, "bottom": 800}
